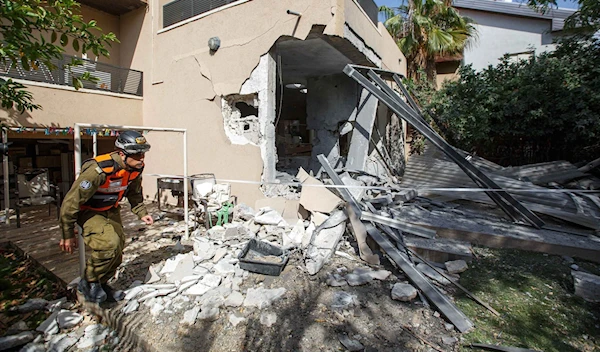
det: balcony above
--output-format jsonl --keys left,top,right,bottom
{"left": 77, "top": 0, "right": 148, "bottom": 16}
{"left": 0, "top": 55, "right": 143, "bottom": 97}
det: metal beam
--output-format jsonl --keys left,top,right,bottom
{"left": 343, "top": 64, "right": 544, "bottom": 228}
{"left": 360, "top": 211, "right": 436, "bottom": 239}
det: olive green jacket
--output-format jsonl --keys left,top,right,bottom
{"left": 59, "top": 153, "right": 148, "bottom": 240}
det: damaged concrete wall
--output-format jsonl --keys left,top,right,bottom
{"left": 306, "top": 74, "right": 359, "bottom": 172}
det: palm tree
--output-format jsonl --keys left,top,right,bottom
{"left": 380, "top": 0, "right": 477, "bottom": 82}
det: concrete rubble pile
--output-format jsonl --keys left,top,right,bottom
{"left": 0, "top": 298, "right": 119, "bottom": 352}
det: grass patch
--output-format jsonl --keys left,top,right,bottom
{"left": 0, "top": 243, "right": 68, "bottom": 335}
{"left": 455, "top": 247, "right": 600, "bottom": 352}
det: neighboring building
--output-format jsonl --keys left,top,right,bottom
{"left": 0, "top": 0, "right": 407, "bottom": 207}
{"left": 436, "top": 0, "right": 575, "bottom": 86}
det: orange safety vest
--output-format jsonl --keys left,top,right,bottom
{"left": 80, "top": 153, "right": 143, "bottom": 212}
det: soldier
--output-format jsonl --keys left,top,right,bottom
{"left": 59, "top": 130, "right": 154, "bottom": 303}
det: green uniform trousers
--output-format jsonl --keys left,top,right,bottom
{"left": 78, "top": 206, "right": 125, "bottom": 283}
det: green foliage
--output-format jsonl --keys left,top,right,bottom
{"left": 0, "top": 0, "right": 119, "bottom": 112}
{"left": 417, "top": 36, "right": 600, "bottom": 164}
{"left": 379, "top": 0, "right": 477, "bottom": 82}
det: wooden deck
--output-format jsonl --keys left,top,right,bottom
{"left": 0, "top": 204, "right": 152, "bottom": 285}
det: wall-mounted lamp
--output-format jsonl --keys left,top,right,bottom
{"left": 208, "top": 37, "right": 221, "bottom": 52}
{"left": 286, "top": 9, "right": 302, "bottom": 17}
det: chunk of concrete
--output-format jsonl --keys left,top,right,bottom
{"left": 259, "top": 312, "right": 277, "bottom": 327}
{"left": 305, "top": 210, "right": 348, "bottom": 275}
{"left": 16, "top": 298, "right": 48, "bottom": 313}
{"left": 180, "top": 306, "right": 201, "bottom": 325}
{"left": 346, "top": 273, "right": 373, "bottom": 286}
{"left": 394, "top": 189, "right": 417, "bottom": 202}
{"left": 206, "top": 226, "right": 226, "bottom": 240}
{"left": 122, "top": 299, "right": 140, "bottom": 314}
{"left": 297, "top": 167, "right": 342, "bottom": 214}
{"left": 160, "top": 253, "right": 187, "bottom": 274}
{"left": 212, "top": 247, "right": 228, "bottom": 263}
{"left": 326, "top": 273, "right": 347, "bottom": 287}
{"left": 572, "top": 270, "right": 600, "bottom": 303}
{"left": 184, "top": 283, "right": 212, "bottom": 296}
{"left": 18, "top": 342, "right": 45, "bottom": 352}
{"left": 201, "top": 274, "right": 222, "bottom": 288}
{"left": 391, "top": 283, "right": 418, "bottom": 302}
{"left": 445, "top": 260, "right": 468, "bottom": 274}
{"left": 144, "top": 265, "right": 161, "bottom": 284}
{"left": 197, "top": 306, "right": 219, "bottom": 321}
{"left": 254, "top": 207, "right": 286, "bottom": 226}
{"left": 45, "top": 298, "right": 68, "bottom": 313}
{"left": 194, "top": 241, "right": 216, "bottom": 261}
{"left": 229, "top": 313, "right": 246, "bottom": 327}
{"left": 282, "top": 220, "right": 305, "bottom": 250}
{"left": 0, "top": 332, "right": 34, "bottom": 351}
{"left": 233, "top": 203, "right": 255, "bottom": 221}
{"left": 47, "top": 333, "right": 78, "bottom": 352}
{"left": 369, "top": 270, "right": 392, "bottom": 281}
{"left": 36, "top": 311, "right": 59, "bottom": 335}
{"left": 338, "top": 333, "right": 364, "bottom": 352}
{"left": 224, "top": 291, "right": 245, "bottom": 307}
{"left": 76, "top": 325, "right": 109, "bottom": 349}
{"left": 330, "top": 291, "right": 358, "bottom": 312}
{"left": 243, "top": 287, "right": 286, "bottom": 308}
{"left": 168, "top": 253, "right": 195, "bottom": 283}
{"left": 56, "top": 310, "right": 83, "bottom": 330}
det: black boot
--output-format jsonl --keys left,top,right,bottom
{"left": 78, "top": 279, "right": 107, "bottom": 303}
{"left": 101, "top": 284, "right": 125, "bottom": 302}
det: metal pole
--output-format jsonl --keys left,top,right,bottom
{"left": 183, "top": 130, "right": 189, "bottom": 240}
{"left": 92, "top": 132, "right": 97, "bottom": 157}
{"left": 73, "top": 125, "right": 85, "bottom": 279}
{"left": 2, "top": 128, "right": 9, "bottom": 225}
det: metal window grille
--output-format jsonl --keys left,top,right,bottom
{"left": 163, "top": 0, "right": 239, "bottom": 28}
{"left": 0, "top": 55, "right": 143, "bottom": 97}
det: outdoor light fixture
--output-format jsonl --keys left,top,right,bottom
{"left": 208, "top": 37, "right": 221, "bottom": 52}
{"left": 287, "top": 9, "right": 302, "bottom": 17}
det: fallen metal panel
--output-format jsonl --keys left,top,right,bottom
{"left": 360, "top": 211, "right": 436, "bottom": 238}
{"left": 343, "top": 64, "right": 544, "bottom": 229}
{"left": 470, "top": 343, "right": 539, "bottom": 352}
{"left": 365, "top": 224, "right": 474, "bottom": 333}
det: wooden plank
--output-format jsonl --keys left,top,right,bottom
{"left": 365, "top": 223, "right": 474, "bottom": 333}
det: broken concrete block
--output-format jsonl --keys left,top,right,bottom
{"left": 229, "top": 313, "right": 246, "bottom": 327}
{"left": 572, "top": 270, "right": 600, "bottom": 303}
{"left": 346, "top": 272, "right": 373, "bottom": 286}
{"left": 150, "top": 303, "right": 165, "bottom": 317}
{"left": 445, "top": 260, "right": 468, "bottom": 274}
{"left": 76, "top": 325, "right": 109, "bottom": 349}
{"left": 185, "top": 283, "right": 211, "bottom": 296}
{"left": 338, "top": 333, "right": 364, "bottom": 352}
{"left": 206, "top": 226, "right": 226, "bottom": 240}
{"left": 36, "top": 311, "right": 59, "bottom": 335}
{"left": 441, "top": 336, "right": 458, "bottom": 345}
{"left": 122, "top": 299, "right": 140, "bottom": 314}
{"left": 144, "top": 265, "right": 161, "bottom": 284}
{"left": 243, "top": 287, "right": 286, "bottom": 308}
{"left": 214, "top": 259, "right": 236, "bottom": 275}
{"left": 197, "top": 306, "right": 219, "bottom": 321}
{"left": 0, "top": 332, "right": 34, "bottom": 351}
{"left": 233, "top": 203, "right": 255, "bottom": 221}
{"left": 168, "top": 253, "right": 195, "bottom": 283}
{"left": 5, "top": 321, "right": 29, "bottom": 336}
{"left": 259, "top": 312, "right": 277, "bottom": 327}
{"left": 391, "top": 283, "right": 418, "bottom": 302}
{"left": 326, "top": 273, "right": 347, "bottom": 287}
{"left": 56, "top": 310, "right": 83, "bottom": 330}
{"left": 224, "top": 291, "right": 244, "bottom": 307}
{"left": 297, "top": 167, "right": 342, "bottom": 214}
{"left": 330, "top": 291, "right": 358, "bottom": 312}
{"left": 369, "top": 270, "right": 392, "bottom": 281}
{"left": 180, "top": 306, "right": 201, "bottom": 325}
{"left": 160, "top": 253, "right": 187, "bottom": 274}
{"left": 254, "top": 207, "right": 286, "bottom": 226}
{"left": 305, "top": 210, "right": 348, "bottom": 275}
{"left": 282, "top": 219, "right": 305, "bottom": 250}
{"left": 340, "top": 174, "right": 365, "bottom": 202}
{"left": 15, "top": 298, "right": 48, "bottom": 313}
{"left": 45, "top": 298, "right": 67, "bottom": 313}
{"left": 201, "top": 274, "right": 222, "bottom": 288}
{"left": 19, "top": 342, "right": 45, "bottom": 352}
{"left": 49, "top": 333, "right": 79, "bottom": 352}
{"left": 416, "top": 263, "right": 451, "bottom": 285}
{"left": 212, "top": 247, "right": 228, "bottom": 263}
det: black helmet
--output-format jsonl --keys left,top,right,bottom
{"left": 115, "top": 130, "right": 151, "bottom": 155}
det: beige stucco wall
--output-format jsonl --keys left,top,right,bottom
{"left": 0, "top": 83, "right": 143, "bottom": 128}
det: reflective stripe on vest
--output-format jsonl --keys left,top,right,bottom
{"left": 80, "top": 153, "right": 142, "bottom": 212}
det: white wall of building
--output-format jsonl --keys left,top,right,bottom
{"left": 460, "top": 9, "right": 557, "bottom": 70}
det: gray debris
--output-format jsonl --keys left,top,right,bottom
{"left": 36, "top": 311, "right": 59, "bottom": 335}
{"left": 124, "top": 286, "right": 145, "bottom": 301}
{"left": 394, "top": 189, "right": 417, "bottom": 202}
{"left": 369, "top": 270, "right": 392, "bottom": 280}
{"left": 562, "top": 256, "right": 575, "bottom": 264}
{"left": 76, "top": 324, "right": 109, "bottom": 349}
{"left": 326, "top": 273, "right": 348, "bottom": 287}
{"left": 228, "top": 313, "right": 246, "bottom": 327}
{"left": 206, "top": 226, "right": 226, "bottom": 240}
{"left": 193, "top": 241, "right": 217, "bottom": 261}
{"left": 6, "top": 321, "right": 29, "bottom": 336}
{"left": 47, "top": 333, "right": 78, "bottom": 352}
{"left": 180, "top": 306, "right": 201, "bottom": 325}
{"left": 330, "top": 291, "right": 358, "bottom": 312}
{"left": 254, "top": 207, "right": 286, "bottom": 226}
{"left": 0, "top": 332, "right": 34, "bottom": 351}
{"left": 122, "top": 299, "right": 140, "bottom": 314}
{"left": 56, "top": 310, "right": 83, "bottom": 330}
{"left": 259, "top": 312, "right": 277, "bottom": 327}
{"left": 224, "top": 291, "right": 245, "bottom": 307}
{"left": 46, "top": 298, "right": 67, "bottom": 313}
{"left": 338, "top": 333, "right": 365, "bottom": 352}
{"left": 572, "top": 270, "right": 600, "bottom": 303}
{"left": 16, "top": 298, "right": 48, "bottom": 313}
{"left": 441, "top": 336, "right": 458, "bottom": 345}
{"left": 243, "top": 287, "right": 286, "bottom": 308}
{"left": 168, "top": 253, "right": 195, "bottom": 283}
{"left": 145, "top": 265, "right": 161, "bottom": 284}
{"left": 233, "top": 203, "right": 255, "bottom": 221}
{"left": 214, "top": 259, "right": 236, "bottom": 275}
{"left": 305, "top": 210, "right": 348, "bottom": 275}
{"left": 150, "top": 303, "right": 165, "bottom": 317}
{"left": 391, "top": 283, "right": 418, "bottom": 302}
{"left": 445, "top": 260, "right": 468, "bottom": 274}
{"left": 197, "top": 306, "right": 220, "bottom": 321}
{"left": 18, "top": 343, "right": 45, "bottom": 352}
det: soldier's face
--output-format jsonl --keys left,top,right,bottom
{"left": 125, "top": 152, "right": 145, "bottom": 169}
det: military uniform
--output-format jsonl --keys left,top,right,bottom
{"left": 60, "top": 152, "right": 147, "bottom": 283}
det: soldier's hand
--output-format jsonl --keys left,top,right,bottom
{"left": 141, "top": 215, "right": 154, "bottom": 225}
{"left": 59, "top": 238, "right": 78, "bottom": 254}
